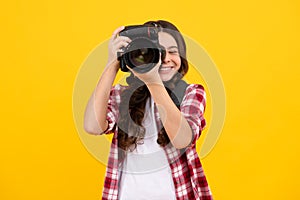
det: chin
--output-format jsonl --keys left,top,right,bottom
{"left": 161, "top": 77, "right": 172, "bottom": 82}
{"left": 160, "top": 74, "right": 174, "bottom": 82}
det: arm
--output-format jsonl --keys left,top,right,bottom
{"left": 179, "top": 84, "right": 206, "bottom": 148}
{"left": 83, "top": 26, "right": 130, "bottom": 134}
{"left": 147, "top": 81, "right": 193, "bottom": 149}
{"left": 128, "top": 62, "right": 206, "bottom": 149}
{"left": 83, "top": 61, "right": 119, "bottom": 134}
{"left": 127, "top": 64, "right": 193, "bottom": 149}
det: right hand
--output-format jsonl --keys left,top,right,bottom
{"left": 107, "top": 26, "right": 132, "bottom": 66}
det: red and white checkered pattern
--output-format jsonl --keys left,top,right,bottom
{"left": 99, "top": 84, "right": 213, "bottom": 200}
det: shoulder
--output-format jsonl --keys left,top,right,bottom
{"left": 181, "top": 83, "right": 206, "bottom": 113}
{"left": 187, "top": 83, "right": 204, "bottom": 90}
{"left": 110, "top": 84, "right": 128, "bottom": 94}
{"left": 112, "top": 84, "right": 128, "bottom": 90}
{"left": 184, "top": 84, "right": 206, "bottom": 99}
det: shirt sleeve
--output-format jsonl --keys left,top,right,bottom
{"left": 180, "top": 84, "right": 206, "bottom": 148}
{"left": 101, "top": 84, "right": 122, "bottom": 135}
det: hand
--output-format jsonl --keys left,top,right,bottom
{"left": 127, "top": 57, "right": 163, "bottom": 85}
{"left": 107, "top": 26, "right": 132, "bottom": 66}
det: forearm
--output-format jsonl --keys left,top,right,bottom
{"left": 147, "top": 82, "right": 193, "bottom": 149}
{"left": 84, "top": 61, "right": 119, "bottom": 134}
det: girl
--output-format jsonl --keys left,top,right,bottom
{"left": 84, "top": 20, "right": 213, "bottom": 200}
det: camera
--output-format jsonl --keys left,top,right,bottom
{"left": 117, "top": 25, "right": 166, "bottom": 73}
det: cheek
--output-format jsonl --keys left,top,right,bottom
{"left": 174, "top": 56, "right": 181, "bottom": 68}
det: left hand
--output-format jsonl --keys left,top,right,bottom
{"left": 127, "top": 58, "right": 162, "bottom": 85}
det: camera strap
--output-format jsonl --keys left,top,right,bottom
{"left": 167, "top": 80, "right": 189, "bottom": 109}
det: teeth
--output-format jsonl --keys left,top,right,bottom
{"left": 160, "top": 67, "right": 172, "bottom": 71}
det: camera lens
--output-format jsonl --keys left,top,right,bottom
{"left": 129, "top": 48, "right": 156, "bottom": 66}
{"left": 124, "top": 38, "right": 160, "bottom": 73}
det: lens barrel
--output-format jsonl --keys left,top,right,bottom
{"left": 118, "top": 25, "right": 164, "bottom": 73}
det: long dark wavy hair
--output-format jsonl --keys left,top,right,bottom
{"left": 117, "top": 20, "right": 189, "bottom": 162}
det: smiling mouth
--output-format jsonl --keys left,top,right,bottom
{"left": 159, "top": 66, "right": 174, "bottom": 73}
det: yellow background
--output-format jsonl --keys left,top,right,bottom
{"left": 1, "top": 0, "right": 299, "bottom": 199}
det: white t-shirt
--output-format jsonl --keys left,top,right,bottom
{"left": 118, "top": 97, "right": 176, "bottom": 200}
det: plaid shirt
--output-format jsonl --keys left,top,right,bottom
{"left": 100, "top": 84, "right": 213, "bottom": 200}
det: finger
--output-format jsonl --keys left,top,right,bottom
{"left": 112, "top": 36, "right": 131, "bottom": 48}
{"left": 158, "top": 53, "right": 162, "bottom": 64}
{"left": 114, "top": 40, "right": 130, "bottom": 50}
{"left": 157, "top": 52, "right": 162, "bottom": 66}
{"left": 127, "top": 65, "right": 136, "bottom": 76}
{"left": 111, "top": 26, "right": 125, "bottom": 40}
{"left": 117, "top": 36, "right": 132, "bottom": 43}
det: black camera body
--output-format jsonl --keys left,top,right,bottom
{"left": 117, "top": 25, "right": 166, "bottom": 74}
